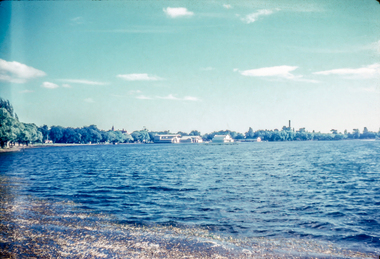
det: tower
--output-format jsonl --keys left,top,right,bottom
{"left": 289, "top": 120, "right": 291, "bottom": 129}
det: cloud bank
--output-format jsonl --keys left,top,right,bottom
{"left": 314, "top": 63, "right": 380, "bottom": 79}
{"left": 0, "top": 59, "right": 46, "bottom": 83}
{"left": 117, "top": 73, "right": 162, "bottom": 81}
{"left": 163, "top": 7, "right": 194, "bottom": 18}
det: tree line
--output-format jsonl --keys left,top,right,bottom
{"left": 1, "top": 98, "right": 379, "bottom": 148}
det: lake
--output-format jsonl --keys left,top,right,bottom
{"left": 0, "top": 141, "right": 379, "bottom": 258}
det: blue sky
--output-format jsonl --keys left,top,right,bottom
{"left": 0, "top": 0, "right": 379, "bottom": 134}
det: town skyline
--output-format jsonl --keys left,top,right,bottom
{"left": 0, "top": 0, "right": 379, "bottom": 133}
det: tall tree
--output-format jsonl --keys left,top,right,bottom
{"left": 0, "top": 98, "right": 14, "bottom": 118}
{"left": 245, "top": 127, "right": 254, "bottom": 139}
{"left": 62, "top": 128, "right": 81, "bottom": 143}
{"left": 38, "top": 125, "right": 49, "bottom": 142}
{"left": 0, "top": 108, "right": 17, "bottom": 148}
{"left": 49, "top": 126, "right": 64, "bottom": 143}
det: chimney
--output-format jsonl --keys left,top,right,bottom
{"left": 289, "top": 120, "right": 291, "bottom": 129}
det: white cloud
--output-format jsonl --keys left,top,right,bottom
{"left": 313, "top": 63, "right": 380, "bottom": 79}
{"left": 117, "top": 73, "right": 162, "bottom": 81}
{"left": 136, "top": 95, "right": 153, "bottom": 100}
{"left": 59, "top": 79, "right": 109, "bottom": 85}
{"left": 19, "top": 90, "right": 34, "bottom": 94}
{"left": 223, "top": 4, "right": 232, "bottom": 9}
{"left": 241, "top": 9, "right": 276, "bottom": 24}
{"left": 62, "top": 84, "right": 71, "bottom": 88}
{"left": 41, "top": 82, "right": 59, "bottom": 89}
{"left": 163, "top": 7, "right": 194, "bottom": 18}
{"left": 129, "top": 90, "right": 142, "bottom": 94}
{"left": 238, "top": 65, "right": 299, "bottom": 79}
{"left": 237, "top": 65, "right": 318, "bottom": 83}
{"left": 0, "top": 59, "right": 46, "bottom": 83}
{"left": 84, "top": 98, "right": 94, "bottom": 103}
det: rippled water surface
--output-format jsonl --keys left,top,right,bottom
{"left": 1, "top": 141, "right": 379, "bottom": 257}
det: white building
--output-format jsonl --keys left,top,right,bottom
{"left": 212, "top": 134, "right": 234, "bottom": 143}
{"left": 153, "top": 134, "right": 181, "bottom": 143}
{"left": 179, "top": 136, "right": 203, "bottom": 143}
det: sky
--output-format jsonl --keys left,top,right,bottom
{"left": 0, "top": 0, "right": 379, "bottom": 134}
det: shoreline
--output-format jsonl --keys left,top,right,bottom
{"left": 0, "top": 143, "right": 140, "bottom": 153}
{"left": 0, "top": 138, "right": 377, "bottom": 153}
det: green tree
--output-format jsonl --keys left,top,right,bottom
{"left": 177, "top": 131, "right": 189, "bottom": 137}
{"left": 131, "top": 130, "right": 151, "bottom": 143}
{"left": 245, "top": 127, "right": 255, "bottom": 139}
{"left": 100, "top": 131, "right": 110, "bottom": 143}
{"left": 114, "top": 131, "right": 127, "bottom": 143}
{"left": 38, "top": 125, "right": 49, "bottom": 142}
{"left": 352, "top": 129, "right": 360, "bottom": 139}
{"left": 49, "top": 126, "right": 64, "bottom": 143}
{"left": 124, "top": 133, "right": 133, "bottom": 143}
{"left": 62, "top": 128, "right": 81, "bottom": 143}
{"left": 22, "top": 123, "right": 42, "bottom": 145}
{"left": 189, "top": 130, "right": 201, "bottom": 136}
{"left": 107, "top": 131, "right": 117, "bottom": 143}
{"left": 0, "top": 108, "right": 17, "bottom": 148}
{"left": 0, "top": 98, "right": 14, "bottom": 118}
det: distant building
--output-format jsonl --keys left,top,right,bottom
{"left": 212, "top": 134, "right": 234, "bottom": 143}
{"left": 240, "top": 137, "right": 261, "bottom": 142}
{"left": 179, "top": 136, "right": 203, "bottom": 143}
{"left": 154, "top": 134, "right": 181, "bottom": 143}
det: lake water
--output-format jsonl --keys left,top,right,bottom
{"left": 0, "top": 141, "right": 379, "bottom": 258}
